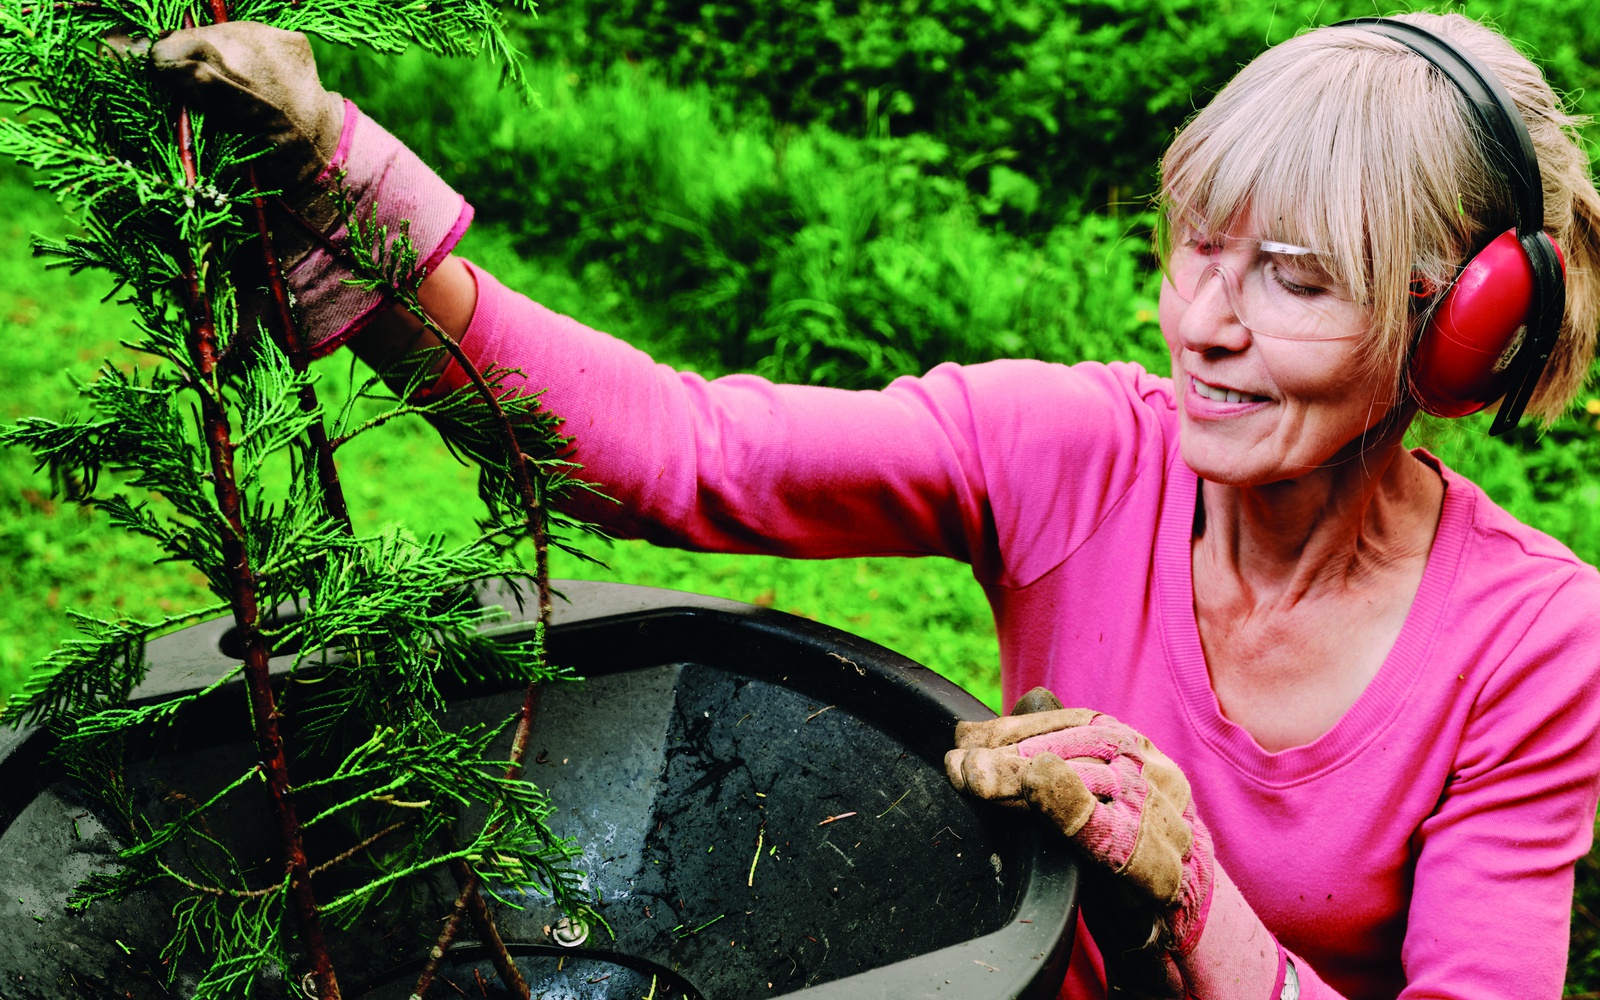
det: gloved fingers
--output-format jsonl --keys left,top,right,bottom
{"left": 953, "top": 706, "right": 1103, "bottom": 749}
{"left": 153, "top": 25, "right": 274, "bottom": 108}
{"left": 1014, "top": 723, "right": 1148, "bottom": 763}
{"left": 1065, "top": 782, "right": 1194, "bottom": 906}
{"left": 1014, "top": 751, "right": 1098, "bottom": 837}
{"left": 1053, "top": 755, "right": 1125, "bottom": 801}
{"left": 150, "top": 23, "right": 341, "bottom": 149}
{"left": 151, "top": 22, "right": 315, "bottom": 93}
{"left": 944, "top": 745, "right": 1030, "bottom": 804}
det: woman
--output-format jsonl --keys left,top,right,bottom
{"left": 155, "top": 10, "right": 1600, "bottom": 997}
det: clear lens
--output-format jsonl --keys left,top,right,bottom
{"left": 1165, "top": 228, "right": 1365, "bottom": 341}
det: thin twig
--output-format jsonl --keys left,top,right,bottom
{"left": 327, "top": 403, "right": 433, "bottom": 449}
{"left": 875, "top": 789, "right": 911, "bottom": 819}
{"left": 817, "top": 812, "right": 857, "bottom": 827}
{"left": 309, "top": 821, "right": 407, "bottom": 878}
{"left": 246, "top": 159, "right": 353, "bottom": 530}
{"left": 157, "top": 861, "right": 278, "bottom": 900}
{"left": 391, "top": 287, "right": 550, "bottom": 1000}
{"left": 673, "top": 913, "right": 726, "bottom": 938}
{"left": 412, "top": 687, "right": 542, "bottom": 1000}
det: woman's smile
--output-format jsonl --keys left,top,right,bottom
{"left": 1188, "top": 376, "right": 1270, "bottom": 407}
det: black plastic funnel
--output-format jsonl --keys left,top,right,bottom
{"left": 0, "top": 580, "right": 1077, "bottom": 998}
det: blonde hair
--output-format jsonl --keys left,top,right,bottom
{"left": 1159, "top": 11, "right": 1600, "bottom": 424}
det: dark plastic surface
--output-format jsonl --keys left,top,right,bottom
{"left": 0, "top": 580, "right": 1077, "bottom": 999}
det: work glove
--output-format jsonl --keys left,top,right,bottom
{"left": 149, "top": 22, "right": 473, "bottom": 356}
{"left": 948, "top": 690, "right": 1307, "bottom": 999}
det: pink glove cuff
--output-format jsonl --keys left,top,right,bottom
{"left": 288, "top": 99, "right": 474, "bottom": 358}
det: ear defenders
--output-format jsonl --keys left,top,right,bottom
{"left": 1333, "top": 17, "right": 1566, "bottom": 435}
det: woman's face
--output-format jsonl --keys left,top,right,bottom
{"left": 1157, "top": 246, "right": 1401, "bottom": 487}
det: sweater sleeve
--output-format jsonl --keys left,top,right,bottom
{"left": 430, "top": 260, "right": 1167, "bottom": 584}
{"left": 1396, "top": 570, "right": 1600, "bottom": 998}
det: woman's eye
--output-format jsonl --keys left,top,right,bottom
{"left": 1266, "top": 261, "right": 1328, "bottom": 297}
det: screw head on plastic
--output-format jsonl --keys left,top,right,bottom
{"left": 551, "top": 916, "right": 589, "bottom": 948}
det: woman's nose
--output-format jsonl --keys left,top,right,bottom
{"left": 1172, "top": 265, "right": 1254, "bottom": 353}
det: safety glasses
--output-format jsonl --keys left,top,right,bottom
{"left": 1163, "top": 222, "right": 1366, "bottom": 341}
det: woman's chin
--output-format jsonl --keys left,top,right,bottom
{"left": 1178, "top": 417, "right": 1283, "bottom": 486}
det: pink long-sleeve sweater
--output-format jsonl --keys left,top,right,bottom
{"left": 437, "top": 261, "right": 1600, "bottom": 999}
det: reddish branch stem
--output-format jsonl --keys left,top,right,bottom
{"left": 195, "top": 0, "right": 351, "bottom": 533}
{"left": 418, "top": 318, "right": 554, "bottom": 622}
{"left": 175, "top": 94, "right": 342, "bottom": 1000}
{"left": 199, "top": 0, "right": 524, "bottom": 979}
{"left": 424, "top": 854, "right": 530, "bottom": 999}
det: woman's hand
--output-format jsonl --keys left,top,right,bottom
{"left": 948, "top": 692, "right": 1295, "bottom": 999}
{"left": 149, "top": 22, "right": 473, "bottom": 359}
{"left": 946, "top": 702, "right": 1214, "bottom": 939}
{"left": 152, "top": 23, "right": 345, "bottom": 202}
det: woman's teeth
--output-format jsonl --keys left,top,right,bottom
{"left": 1192, "top": 378, "right": 1265, "bottom": 404}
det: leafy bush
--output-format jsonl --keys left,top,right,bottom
{"left": 517, "top": 0, "right": 1600, "bottom": 219}
{"left": 320, "top": 47, "right": 1166, "bottom": 387}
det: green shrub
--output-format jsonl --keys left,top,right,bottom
{"left": 516, "top": 0, "right": 1600, "bottom": 219}
{"left": 319, "top": 46, "right": 1166, "bottom": 385}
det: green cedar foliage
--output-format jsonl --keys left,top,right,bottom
{"left": 0, "top": 1, "right": 599, "bottom": 995}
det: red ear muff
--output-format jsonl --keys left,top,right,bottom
{"left": 1410, "top": 229, "right": 1566, "bottom": 418}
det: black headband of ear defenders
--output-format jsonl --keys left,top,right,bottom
{"left": 1331, "top": 17, "right": 1565, "bottom": 435}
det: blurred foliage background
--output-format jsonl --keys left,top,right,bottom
{"left": 4, "top": 0, "right": 1600, "bottom": 988}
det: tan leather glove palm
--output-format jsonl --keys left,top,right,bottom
{"left": 946, "top": 691, "right": 1218, "bottom": 998}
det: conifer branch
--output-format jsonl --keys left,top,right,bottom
{"left": 2, "top": 3, "right": 594, "bottom": 995}
{"left": 208, "top": 0, "right": 353, "bottom": 533}
{"left": 172, "top": 71, "right": 343, "bottom": 999}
